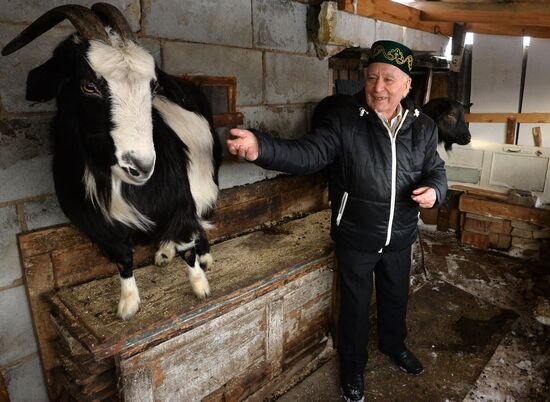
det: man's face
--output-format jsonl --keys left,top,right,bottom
{"left": 365, "top": 63, "right": 411, "bottom": 119}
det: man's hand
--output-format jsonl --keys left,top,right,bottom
{"left": 227, "top": 128, "right": 260, "bottom": 161}
{"left": 411, "top": 187, "right": 437, "bottom": 209}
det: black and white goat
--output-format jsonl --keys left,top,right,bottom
{"left": 2, "top": 3, "right": 222, "bottom": 319}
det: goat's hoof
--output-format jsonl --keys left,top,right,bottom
{"left": 189, "top": 268, "right": 210, "bottom": 299}
{"left": 198, "top": 253, "right": 214, "bottom": 271}
{"left": 117, "top": 294, "right": 141, "bottom": 320}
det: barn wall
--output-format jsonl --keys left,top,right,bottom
{"left": 0, "top": 1, "right": 446, "bottom": 401}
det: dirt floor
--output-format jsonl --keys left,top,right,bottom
{"left": 275, "top": 227, "right": 550, "bottom": 402}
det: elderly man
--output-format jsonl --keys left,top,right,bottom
{"left": 227, "top": 40, "right": 447, "bottom": 402}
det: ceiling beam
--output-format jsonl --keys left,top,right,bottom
{"left": 465, "top": 23, "right": 550, "bottom": 39}
{"left": 338, "top": 0, "right": 453, "bottom": 36}
{"left": 416, "top": 2, "right": 550, "bottom": 27}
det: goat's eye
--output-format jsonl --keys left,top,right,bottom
{"left": 80, "top": 80, "right": 100, "bottom": 96}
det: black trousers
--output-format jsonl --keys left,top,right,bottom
{"left": 336, "top": 244, "right": 412, "bottom": 372}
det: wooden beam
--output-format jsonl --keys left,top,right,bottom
{"left": 416, "top": 3, "right": 550, "bottom": 27}
{"left": 338, "top": 0, "right": 453, "bottom": 37}
{"left": 465, "top": 113, "right": 550, "bottom": 123}
{"left": 464, "top": 23, "right": 550, "bottom": 39}
{"left": 506, "top": 117, "right": 517, "bottom": 144}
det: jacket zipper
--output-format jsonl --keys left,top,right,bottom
{"left": 381, "top": 109, "right": 409, "bottom": 252}
{"left": 336, "top": 191, "right": 348, "bottom": 226}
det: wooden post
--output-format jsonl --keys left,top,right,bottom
{"left": 533, "top": 126, "right": 543, "bottom": 147}
{"left": 506, "top": 117, "right": 517, "bottom": 144}
{"left": 0, "top": 372, "right": 9, "bottom": 402}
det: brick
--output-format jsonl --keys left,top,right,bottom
{"left": 162, "top": 41, "right": 263, "bottom": 106}
{"left": 489, "top": 220, "right": 511, "bottom": 235}
{"left": 488, "top": 233, "right": 511, "bottom": 250}
{"left": 0, "top": 155, "right": 54, "bottom": 204}
{"left": 0, "top": 286, "right": 38, "bottom": 366}
{"left": 253, "top": 0, "right": 308, "bottom": 53}
{"left": 463, "top": 216, "right": 490, "bottom": 234}
{"left": 511, "top": 227, "right": 533, "bottom": 239}
{"left": 241, "top": 105, "right": 307, "bottom": 140}
{"left": 1, "top": 354, "right": 48, "bottom": 402}
{"left": 0, "top": 206, "right": 22, "bottom": 289}
{"left": 143, "top": 0, "right": 252, "bottom": 47}
{"left": 0, "top": 115, "right": 51, "bottom": 171}
{"left": 460, "top": 230, "right": 489, "bottom": 250}
{"left": 265, "top": 53, "right": 328, "bottom": 104}
{"left": 24, "top": 196, "right": 68, "bottom": 231}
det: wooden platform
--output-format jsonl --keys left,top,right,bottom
{"left": 51, "top": 211, "right": 334, "bottom": 401}
{"left": 17, "top": 174, "right": 329, "bottom": 401}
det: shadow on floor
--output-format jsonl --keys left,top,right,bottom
{"left": 275, "top": 228, "right": 550, "bottom": 402}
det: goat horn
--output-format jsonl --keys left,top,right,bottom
{"left": 92, "top": 3, "right": 136, "bottom": 44}
{"left": 2, "top": 5, "right": 108, "bottom": 56}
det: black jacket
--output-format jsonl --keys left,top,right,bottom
{"left": 254, "top": 92, "right": 447, "bottom": 252}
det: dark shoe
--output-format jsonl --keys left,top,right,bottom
{"left": 341, "top": 372, "right": 364, "bottom": 402}
{"left": 383, "top": 348, "right": 424, "bottom": 376}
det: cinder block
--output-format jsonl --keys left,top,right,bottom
{"left": 139, "top": 37, "right": 162, "bottom": 67}
{"left": 0, "top": 286, "right": 38, "bottom": 366}
{"left": 218, "top": 162, "right": 284, "bottom": 190}
{"left": 241, "top": 105, "right": 307, "bottom": 140}
{"left": 488, "top": 233, "right": 511, "bottom": 250}
{"left": 0, "top": 206, "right": 22, "bottom": 289}
{"left": 0, "top": 115, "right": 51, "bottom": 171}
{"left": 24, "top": 196, "right": 68, "bottom": 231}
{"left": 0, "top": 0, "right": 140, "bottom": 30}
{"left": 511, "top": 236, "right": 540, "bottom": 250}
{"left": 460, "top": 230, "right": 489, "bottom": 250}
{"left": 403, "top": 27, "right": 448, "bottom": 53}
{"left": 374, "top": 20, "right": 404, "bottom": 43}
{"left": 143, "top": 0, "right": 253, "bottom": 47}
{"left": 253, "top": 0, "right": 308, "bottom": 53}
{"left": 1, "top": 354, "right": 48, "bottom": 402}
{"left": 511, "top": 227, "right": 533, "bottom": 239}
{"left": 317, "top": 2, "right": 375, "bottom": 48}
{"left": 265, "top": 53, "right": 328, "bottom": 104}
{"left": 0, "top": 155, "right": 54, "bottom": 204}
{"left": 162, "top": 41, "right": 263, "bottom": 106}
{"left": 533, "top": 228, "right": 550, "bottom": 239}
{"left": 0, "top": 24, "right": 69, "bottom": 113}
{"left": 511, "top": 220, "right": 541, "bottom": 230}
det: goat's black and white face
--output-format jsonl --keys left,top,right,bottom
{"left": 85, "top": 36, "right": 157, "bottom": 185}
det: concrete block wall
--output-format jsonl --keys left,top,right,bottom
{"left": 0, "top": 1, "right": 447, "bottom": 400}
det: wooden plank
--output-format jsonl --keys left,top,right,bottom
{"left": 465, "top": 113, "right": 550, "bottom": 123}
{"left": 465, "top": 23, "right": 550, "bottom": 39}
{"left": 0, "top": 372, "right": 9, "bottom": 402}
{"left": 459, "top": 195, "right": 550, "bottom": 228}
{"left": 416, "top": 2, "right": 550, "bottom": 27}
{"left": 506, "top": 117, "right": 517, "bottom": 144}
{"left": 338, "top": 0, "right": 454, "bottom": 37}
{"left": 212, "top": 112, "right": 243, "bottom": 128}
{"left": 533, "top": 126, "right": 543, "bottom": 147}
{"left": 450, "top": 184, "right": 509, "bottom": 202}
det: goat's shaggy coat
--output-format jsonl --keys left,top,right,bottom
{"left": 2, "top": 4, "right": 222, "bottom": 319}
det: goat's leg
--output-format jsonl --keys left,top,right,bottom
{"left": 99, "top": 242, "right": 140, "bottom": 320}
{"left": 155, "top": 240, "right": 176, "bottom": 267}
{"left": 179, "top": 246, "right": 210, "bottom": 299}
{"left": 195, "top": 228, "right": 213, "bottom": 271}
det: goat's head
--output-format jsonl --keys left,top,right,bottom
{"left": 2, "top": 3, "right": 158, "bottom": 185}
{"left": 422, "top": 98, "right": 472, "bottom": 151}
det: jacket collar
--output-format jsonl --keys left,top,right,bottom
{"left": 353, "top": 90, "right": 420, "bottom": 130}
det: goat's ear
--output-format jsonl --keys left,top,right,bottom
{"left": 26, "top": 55, "right": 72, "bottom": 102}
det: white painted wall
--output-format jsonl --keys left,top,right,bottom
{"left": 518, "top": 38, "right": 550, "bottom": 147}
{"left": 469, "top": 34, "right": 523, "bottom": 145}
